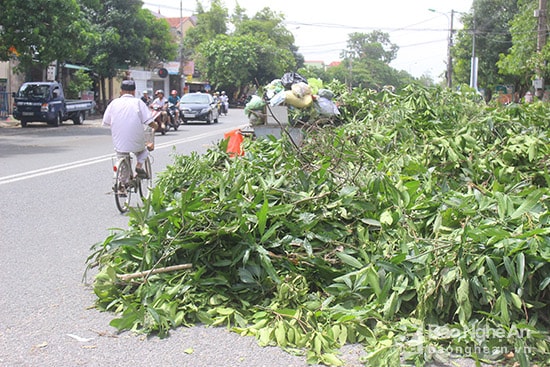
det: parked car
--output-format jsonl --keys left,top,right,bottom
{"left": 179, "top": 92, "right": 219, "bottom": 124}
{"left": 12, "top": 82, "right": 94, "bottom": 127}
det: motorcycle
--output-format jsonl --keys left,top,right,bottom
{"left": 150, "top": 105, "right": 167, "bottom": 135}
{"left": 219, "top": 100, "right": 228, "bottom": 115}
{"left": 220, "top": 96, "right": 229, "bottom": 116}
{"left": 167, "top": 103, "right": 180, "bottom": 131}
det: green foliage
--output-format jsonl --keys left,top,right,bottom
{"left": 65, "top": 69, "right": 93, "bottom": 99}
{"left": 88, "top": 85, "right": 550, "bottom": 366}
{"left": 496, "top": 0, "right": 537, "bottom": 79}
{"left": 190, "top": 4, "right": 298, "bottom": 97}
{"left": 453, "top": 0, "right": 519, "bottom": 89}
{"left": 233, "top": 6, "right": 299, "bottom": 66}
{"left": 333, "top": 31, "right": 416, "bottom": 90}
{"left": 196, "top": 34, "right": 295, "bottom": 90}
{"left": 183, "top": 0, "right": 229, "bottom": 50}
{"left": 0, "top": 0, "right": 175, "bottom": 79}
{"left": 81, "top": 0, "right": 176, "bottom": 78}
{"left": 345, "top": 31, "right": 399, "bottom": 63}
{"left": 0, "top": 0, "right": 86, "bottom": 69}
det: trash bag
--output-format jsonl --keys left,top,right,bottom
{"left": 318, "top": 88, "right": 335, "bottom": 100}
{"left": 269, "top": 90, "right": 286, "bottom": 107}
{"left": 291, "top": 82, "right": 312, "bottom": 98}
{"left": 244, "top": 95, "right": 265, "bottom": 117}
{"left": 307, "top": 78, "right": 323, "bottom": 95}
{"left": 224, "top": 129, "right": 245, "bottom": 157}
{"left": 265, "top": 79, "right": 284, "bottom": 99}
{"left": 281, "top": 72, "right": 307, "bottom": 89}
{"left": 285, "top": 90, "right": 313, "bottom": 108}
{"left": 314, "top": 97, "right": 340, "bottom": 116}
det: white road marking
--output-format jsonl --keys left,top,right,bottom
{"left": 0, "top": 127, "right": 233, "bottom": 185}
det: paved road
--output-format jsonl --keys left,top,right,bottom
{"left": 0, "top": 111, "right": 487, "bottom": 367}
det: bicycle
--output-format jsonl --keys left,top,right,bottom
{"left": 112, "top": 153, "right": 153, "bottom": 213}
{"left": 112, "top": 126, "right": 155, "bottom": 213}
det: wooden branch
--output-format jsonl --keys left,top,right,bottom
{"left": 117, "top": 263, "right": 192, "bottom": 281}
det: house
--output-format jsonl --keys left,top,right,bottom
{"left": 304, "top": 60, "right": 326, "bottom": 70}
{"left": 303, "top": 60, "right": 342, "bottom": 72}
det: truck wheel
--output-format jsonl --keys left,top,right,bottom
{"left": 21, "top": 119, "right": 28, "bottom": 128}
{"left": 73, "top": 112, "right": 84, "bottom": 125}
{"left": 51, "top": 113, "right": 61, "bottom": 127}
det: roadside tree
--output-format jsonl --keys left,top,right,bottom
{"left": 0, "top": 0, "right": 89, "bottom": 75}
{"left": 233, "top": 7, "right": 304, "bottom": 68}
{"left": 81, "top": 0, "right": 176, "bottom": 109}
{"left": 183, "top": 0, "right": 228, "bottom": 51}
{"left": 452, "top": 0, "right": 519, "bottom": 97}
{"left": 196, "top": 34, "right": 294, "bottom": 99}
{"left": 497, "top": 0, "right": 549, "bottom": 98}
{"left": 335, "top": 31, "right": 415, "bottom": 89}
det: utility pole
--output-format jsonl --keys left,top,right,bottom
{"left": 535, "top": 0, "right": 547, "bottom": 98}
{"left": 447, "top": 10, "right": 455, "bottom": 89}
{"left": 428, "top": 8, "right": 456, "bottom": 88}
{"left": 469, "top": 12, "right": 478, "bottom": 90}
{"left": 178, "top": 0, "right": 185, "bottom": 94}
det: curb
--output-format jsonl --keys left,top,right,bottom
{"left": 0, "top": 115, "right": 104, "bottom": 128}
{"left": 0, "top": 116, "right": 20, "bottom": 128}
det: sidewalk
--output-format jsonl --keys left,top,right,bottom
{"left": 0, "top": 114, "right": 104, "bottom": 128}
{"left": 0, "top": 115, "right": 20, "bottom": 128}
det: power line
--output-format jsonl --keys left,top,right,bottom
{"left": 143, "top": 1, "right": 194, "bottom": 13}
{"left": 285, "top": 20, "right": 452, "bottom": 34}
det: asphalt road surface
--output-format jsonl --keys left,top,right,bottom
{"left": 0, "top": 109, "right": 488, "bottom": 367}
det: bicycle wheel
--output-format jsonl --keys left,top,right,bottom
{"left": 138, "top": 157, "right": 153, "bottom": 199}
{"left": 114, "top": 157, "right": 132, "bottom": 213}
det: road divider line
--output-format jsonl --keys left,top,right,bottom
{"left": 0, "top": 127, "right": 233, "bottom": 185}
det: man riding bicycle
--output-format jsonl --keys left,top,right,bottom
{"left": 102, "top": 80, "right": 158, "bottom": 182}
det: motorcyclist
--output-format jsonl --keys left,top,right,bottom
{"left": 150, "top": 90, "right": 168, "bottom": 134}
{"left": 213, "top": 91, "right": 221, "bottom": 114}
{"left": 168, "top": 89, "right": 181, "bottom": 124}
{"left": 220, "top": 91, "right": 229, "bottom": 115}
{"left": 141, "top": 90, "right": 152, "bottom": 106}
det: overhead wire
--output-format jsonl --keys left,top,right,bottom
{"left": 140, "top": 1, "right": 482, "bottom": 76}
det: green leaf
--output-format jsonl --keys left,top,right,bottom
{"left": 456, "top": 279, "right": 471, "bottom": 324}
{"left": 274, "top": 321, "right": 287, "bottom": 347}
{"left": 320, "top": 353, "right": 344, "bottom": 366}
{"left": 510, "top": 292, "right": 523, "bottom": 310}
{"left": 257, "top": 197, "right": 269, "bottom": 236}
{"left": 336, "top": 252, "right": 363, "bottom": 269}
{"left": 380, "top": 210, "right": 393, "bottom": 226}
{"left": 510, "top": 190, "right": 543, "bottom": 219}
{"left": 366, "top": 266, "right": 382, "bottom": 298}
{"left": 360, "top": 218, "right": 382, "bottom": 228}
{"left": 485, "top": 256, "right": 502, "bottom": 291}
{"left": 515, "top": 252, "right": 525, "bottom": 286}
{"left": 540, "top": 277, "right": 550, "bottom": 291}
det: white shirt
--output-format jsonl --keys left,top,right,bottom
{"left": 151, "top": 96, "right": 167, "bottom": 110}
{"left": 102, "top": 94, "right": 153, "bottom": 153}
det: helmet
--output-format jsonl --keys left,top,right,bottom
{"left": 155, "top": 89, "right": 164, "bottom": 95}
{"left": 171, "top": 89, "right": 177, "bottom": 95}
{"left": 142, "top": 90, "right": 148, "bottom": 94}
{"left": 221, "top": 91, "right": 226, "bottom": 94}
